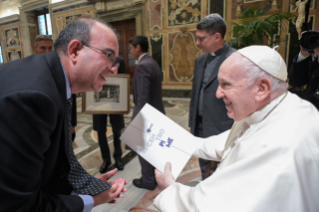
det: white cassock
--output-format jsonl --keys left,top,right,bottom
{"left": 154, "top": 92, "right": 319, "bottom": 212}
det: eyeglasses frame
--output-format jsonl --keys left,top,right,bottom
{"left": 82, "top": 44, "right": 117, "bottom": 68}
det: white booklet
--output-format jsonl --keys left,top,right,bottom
{"left": 120, "top": 103, "right": 195, "bottom": 179}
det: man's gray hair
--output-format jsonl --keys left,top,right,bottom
{"left": 235, "top": 53, "right": 288, "bottom": 94}
{"left": 34, "top": 35, "right": 53, "bottom": 46}
{"left": 196, "top": 13, "right": 226, "bottom": 38}
{"left": 54, "top": 17, "right": 116, "bottom": 55}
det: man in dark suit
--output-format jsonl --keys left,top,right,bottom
{"left": 189, "top": 14, "right": 236, "bottom": 179}
{"left": 0, "top": 18, "right": 127, "bottom": 212}
{"left": 129, "top": 35, "right": 165, "bottom": 190}
{"left": 93, "top": 56, "right": 127, "bottom": 173}
{"left": 288, "top": 31, "right": 319, "bottom": 110}
{"left": 34, "top": 34, "right": 78, "bottom": 142}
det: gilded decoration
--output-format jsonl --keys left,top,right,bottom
{"left": 149, "top": 0, "right": 163, "bottom": 30}
{"left": 66, "top": 14, "right": 83, "bottom": 25}
{"left": 167, "top": 0, "right": 201, "bottom": 27}
{"left": 55, "top": 17, "right": 64, "bottom": 37}
{"left": 150, "top": 33, "right": 163, "bottom": 75}
{"left": 169, "top": 30, "right": 201, "bottom": 82}
{"left": 233, "top": 0, "right": 283, "bottom": 19}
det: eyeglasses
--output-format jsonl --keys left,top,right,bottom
{"left": 82, "top": 44, "right": 116, "bottom": 68}
{"left": 195, "top": 33, "right": 215, "bottom": 42}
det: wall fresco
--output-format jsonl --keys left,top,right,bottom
{"left": 167, "top": 0, "right": 201, "bottom": 27}
{"left": 168, "top": 30, "right": 201, "bottom": 82}
{"left": 149, "top": 0, "right": 163, "bottom": 30}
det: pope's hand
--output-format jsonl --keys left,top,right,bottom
{"left": 155, "top": 162, "right": 176, "bottom": 190}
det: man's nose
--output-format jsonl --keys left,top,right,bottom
{"left": 216, "top": 85, "right": 223, "bottom": 99}
{"left": 196, "top": 39, "right": 200, "bottom": 46}
{"left": 111, "top": 66, "right": 118, "bottom": 75}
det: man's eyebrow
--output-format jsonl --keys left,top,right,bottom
{"left": 104, "top": 48, "right": 115, "bottom": 54}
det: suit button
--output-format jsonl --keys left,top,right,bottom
{"left": 61, "top": 173, "right": 68, "bottom": 178}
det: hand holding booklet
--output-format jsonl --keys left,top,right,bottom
{"left": 120, "top": 104, "right": 195, "bottom": 179}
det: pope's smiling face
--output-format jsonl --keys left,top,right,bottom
{"left": 216, "top": 53, "right": 257, "bottom": 121}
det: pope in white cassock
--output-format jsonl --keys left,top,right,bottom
{"left": 153, "top": 45, "right": 319, "bottom": 212}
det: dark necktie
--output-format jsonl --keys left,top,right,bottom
{"left": 67, "top": 98, "right": 111, "bottom": 195}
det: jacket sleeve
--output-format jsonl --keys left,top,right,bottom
{"left": 133, "top": 64, "right": 152, "bottom": 114}
{"left": 288, "top": 54, "right": 312, "bottom": 87}
{"left": 188, "top": 58, "right": 199, "bottom": 130}
{"left": 0, "top": 91, "right": 83, "bottom": 212}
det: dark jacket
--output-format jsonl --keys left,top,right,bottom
{"left": 189, "top": 43, "right": 235, "bottom": 137}
{"left": 0, "top": 52, "right": 83, "bottom": 212}
{"left": 289, "top": 54, "right": 319, "bottom": 109}
{"left": 132, "top": 54, "right": 165, "bottom": 119}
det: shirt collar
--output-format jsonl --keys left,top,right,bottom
{"left": 210, "top": 41, "right": 227, "bottom": 57}
{"left": 137, "top": 53, "right": 147, "bottom": 64}
{"left": 243, "top": 91, "right": 287, "bottom": 126}
{"left": 61, "top": 63, "right": 71, "bottom": 99}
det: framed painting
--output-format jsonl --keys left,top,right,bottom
{"left": 4, "top": 27, "right": 21, "bottom": 48}
{"left": 6, "top": 49, "right": 23, "bottom": 62}
{"left": 82, "top": 74, "right": 130, "bottom": 114}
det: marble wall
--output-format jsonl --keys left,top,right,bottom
{"left": 0, "top": 0, "right": 318, "bottom": 95}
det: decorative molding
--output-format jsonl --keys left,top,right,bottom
{"left": 97, "top": 4, "right": 145, "bottom": 35}
{"left": 19, "top": 0, "right": 49, "bottom": 12}
{"left": 50, "top": 0, "right": 93, "bottom": 13}
{"left": 0, "top": 14, "right": 20, "bottom": 25}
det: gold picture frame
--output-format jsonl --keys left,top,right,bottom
{"left": 82, "top": 74, "right": 130, "bottom": 114}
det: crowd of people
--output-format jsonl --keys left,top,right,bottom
{"left": 0, "top": 13, "right": 318, "bottom": 212}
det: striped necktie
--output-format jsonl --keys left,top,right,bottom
{"left": 67, "top": 98, "right": 111, "bottom": 195}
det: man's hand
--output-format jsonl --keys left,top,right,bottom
{"left": 155, "top": 162, "right": 176, "bottom": 190}
{"left": 93, "top": 168, "right": 128, "bottom": 206}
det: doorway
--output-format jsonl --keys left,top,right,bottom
{"left": 111, "top": 19, "right": 136, "bottom": 94}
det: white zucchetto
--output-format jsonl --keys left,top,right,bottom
{"left": 237, "top": 45, "right": 287, "bottom": 81}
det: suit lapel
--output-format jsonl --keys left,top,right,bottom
{"left": 194, "top": 54, "right": 209, "bottom": 96}
{"left": 204, "top": 44, "right": 230, "bottom": 89}
{"left": 45, "top": 52, "right": 71, "bottom": 162}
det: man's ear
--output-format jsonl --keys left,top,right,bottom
{"left": 214, "top": 32, "right": 223, "bottom": 42}
{"left": 136, "top": 44, "right": 141, "bottom": 52}
{"left": 68, "top": 40, "right": 82, "bottom": 63}
{"left": 255, "top": 78, "right": 271, "bottom": 102}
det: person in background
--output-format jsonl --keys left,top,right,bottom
{"left": 189, "top": 13, "right": 236, "bottom": 179}
{"left": 129, "top": 35, "right": 165, "bottom": 190}
{"left": 34, "top": 34, "right": 53, "bottom": 55}
{"left": 93, "top": 56, "right": 127, "bottom": 173}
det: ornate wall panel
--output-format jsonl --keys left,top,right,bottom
{"left": 167, "top": 0, "right": 201, "bottom": 27}
{"left": 1, "top": 23, "right": 24, "bottom": 62}
{"left": 208, "top": 0, "right": 224, "bottom": 18}
{"left": 168, "top": 30, "right": 201, "bottom": 82}
{"left": 148, "top": 0, "right": 163, "bottom": 30}
{"left": 150, "top": 33, "right": 164, "bottom": 77}
{"left": 52, "top": 6, "right": 95, "bottom": 39}
{"left": 232, "top": 0, "right": 284, "bottom": 19}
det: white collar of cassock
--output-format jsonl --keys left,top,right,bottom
{"left": 243, "top": 91, "right": 287, "bottom": 126}
{"left": 222, "top": 91, "right": 288, "bottom": 156}
{"left": 210, "top": 53, "right": 215, "bottom": 56}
